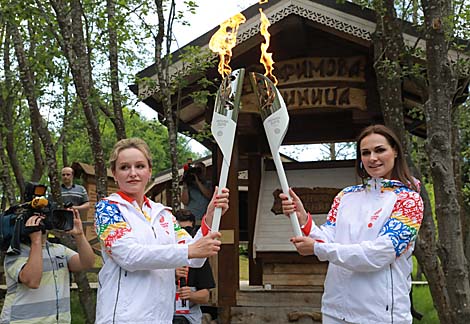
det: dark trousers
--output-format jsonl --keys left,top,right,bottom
{"left": 172, "top": 315, "right": 190, "bottom": 324}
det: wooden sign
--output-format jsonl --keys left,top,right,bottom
{"left": 271, "top": 187, "right": 342, "bottom": 215}
{"left": 242, "top": 56, "right": 368, "bottom": 112}
{"left": 276, "top": 56, "right": 366, "bottom": 84}
{"left": 280, "top": 87, "right": 366, "bottom": 110}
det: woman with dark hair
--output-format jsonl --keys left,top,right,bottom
{"left": 280, "top": 125, "right": 423, "bottom": 324}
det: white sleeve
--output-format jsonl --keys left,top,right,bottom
{"left": 95, "top": 200, "right": 190, "bottom": 272}
{"left": 314, "top": 236, "right": 396, "bottom": 272}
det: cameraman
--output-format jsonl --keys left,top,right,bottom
{"left": 0, "top": 209, "right": 95, "bottom": 324}
{"left": 181, "top": 162, "right": 212, "bottom": 223}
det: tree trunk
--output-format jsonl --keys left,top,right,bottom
{"left": 1, "top": 28, "right": 25, "bottom": 198}
{"left": 153, "top": 0, "right": 181, "bottom": 210}
{"left": 371, "top": 1, "right": 454, "bottom": 322}
{"left": 421, "top": 1, "right": 470, "bottom": 322}
{"left": 0, "top": 30, "right": 18, "bottom": 205}
{"left": 9, "top": 21, "right": 62, "bottom": 202}
{"left": 30, "top": 129, "right": 45, "bottom": 182}
{"left": 26, "top": 21, "right": 44, "bottom": 183}
{"left": 0, "top": 129, "right": 16, "bottom": 206}
{"left": 329, "top": 143, "right": 336, "bottom": 160}
{"left": 107, "top": 0, "right": 126, "bottom": 140}
{"left": 49, "top": 0, "right": 108, "bottom": 202}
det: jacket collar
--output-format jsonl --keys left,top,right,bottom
{"left": 364, "top": 178, "right": 406, "bottom": 192}
{"left": 115, "top": 191, "right": 151, "bottom": 208}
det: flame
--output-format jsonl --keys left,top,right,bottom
{"left": 259, "top": 8, "right": 278, "bottom": 85}
{"left": 209, "top": 13, "right": 246, "bottom": 78}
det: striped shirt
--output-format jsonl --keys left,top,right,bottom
{"left": 60, "top": 184, "right": 88, "bottom": 208}
{"left": 1, "top": 242, "right": 77, "bottom": 324}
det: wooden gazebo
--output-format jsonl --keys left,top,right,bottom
{"left": 130, "top": 0, "right": 466, "bottom": 322}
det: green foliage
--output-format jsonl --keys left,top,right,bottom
{"left": 239, "top": 244, "right": 248, "bottom": 256}
{"left": 182, "top": 123, "right": 213, "bottom": 145}
{"left": 62, "top": 107, "right": 195, "bottom": 175}
{"left": 458, "top": 101, "right": 470, "bottom": 208}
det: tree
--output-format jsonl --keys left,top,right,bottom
{"left": 0, "top": 23, "right": 25, "bottom": 199}
{"left": 137, "top": 0, "right": 216, "bottom": 211}
{"left": 367, "top": 0, "right": 470, "bottom": 322}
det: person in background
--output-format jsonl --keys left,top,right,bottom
{"left": 181, "top": 161, "right": 212, "bottom": 223}
{"left": 173, "top": 209, "right": 216, "bottom": 324}
{"left": 280, "top": 124, "right": 424, "bottom": 324}
{"left": 0, "top": 209, "right": 95, "bottom": 323}
{"left": 94, "top": 138, "right": 229, "bottom": 324}
{"left": 60, "top": 167, "right": 90, "bottom": 219}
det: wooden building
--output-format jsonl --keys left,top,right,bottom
{"left": 71, "top": 162, "right": 118, "bottom": 240}
{"left": 130, "top": 0, "right": 467, "bottom": 322}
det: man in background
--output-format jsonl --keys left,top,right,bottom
{"left": 173, "top": 209, "right": 216, "bottom": 324}
{"left": 181, "top": 162, "right": 212, "bottom": 224}
{"left": 60, "top": 167, "right": 90, "bottom": 219}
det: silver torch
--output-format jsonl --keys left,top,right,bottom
{"left": 249, "top": 72, "right": 302, "bottom": 237}
{"left": 210, "top": 68, "right": 245, "bottom": 233}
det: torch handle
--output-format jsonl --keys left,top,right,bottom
{"left": 211, "top": 158, "right": 230, "bottom": 233}
{"left": 272, "top": 153, "right": 303, "bottom": 237}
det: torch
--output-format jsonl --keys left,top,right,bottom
{"left": 210, "top": 68, "right": 245, "bottom": 233}
{"left": 249, "top": 72, "right": 302, "bottom": 237}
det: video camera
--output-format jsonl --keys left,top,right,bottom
{"left": 0, "top": 182, "right": 74, "bottom": 255}
{"left": 181, "top": 163, "right": 203, "bottom": 185}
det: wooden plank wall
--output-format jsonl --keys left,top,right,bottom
{"left": 254, "top": 162, "right": 358, "bottom": 253}
{"left": 263, "top": 262, "right": 327, "bottom": 289}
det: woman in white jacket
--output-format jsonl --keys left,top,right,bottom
{"left": 94, "top": 138, "right": 229, "bottom": 324}
{"left": 280, "top": 125, "right": 424, "bottom": 324}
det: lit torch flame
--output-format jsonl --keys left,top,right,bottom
{"left": 259, "top": 8, "right": 278, "bottom": 85}
{"left": 209, "top": 13, "right": 246, "bottom": 78}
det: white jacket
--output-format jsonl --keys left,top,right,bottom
{"left": 94, "top": 192, "right": 207, "bottom": 324}
{"left": 303, "top": 178, "right": 423, "bottom": 324}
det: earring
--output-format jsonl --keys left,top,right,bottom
{"left": 360, "top": 161, "right": 364, "bottom": 169}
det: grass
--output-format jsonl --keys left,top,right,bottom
{"left": 71, "top": 290, "right": 86, "bottom": 324}
{"left": 412, "top": 285, "right": 439, "bottom": 324}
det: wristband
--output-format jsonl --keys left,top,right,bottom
{"left": 301, "top": 212, "right": 313, "bottom": 236}
{"left": 201, "top": 215, "right": 211, "bottom": 236}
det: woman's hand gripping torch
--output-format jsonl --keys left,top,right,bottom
{"left": 249, "top": 72, "right": 302, "bottom": 237}
{"left": 210, "top": 68, "right": 245, "bottom": 233}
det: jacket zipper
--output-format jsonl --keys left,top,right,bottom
{"left": 390, "top": 264, "right": 394, "bottom": 323}
{"left": 152, "top": 226, "right": 157, "bottom": 238}
{"left": 112, "top": 268, "right": 122, "bottom": 324}
{"left": 386, "top": 265, "right": 389, "bottom": 311}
